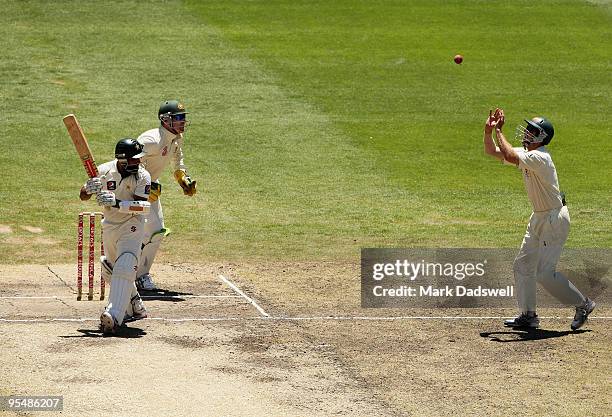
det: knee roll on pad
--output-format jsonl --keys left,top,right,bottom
{"left": 100, "top": 256, "right": 113, "bottom": 283}
{"left": 113, "top": 252, "right": 138, "bottom": 281}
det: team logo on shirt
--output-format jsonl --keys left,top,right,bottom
{"left": 162, "top": 146, "right": 168, "bottom": 156}
{"left": 144, "top": 185, "right": 151, "bottom": 195}
{"left": 131, "top": 226, "right": 137, "bottom": 233}
{"left": 106, "top": 181, "right": 117, "bottom": 190}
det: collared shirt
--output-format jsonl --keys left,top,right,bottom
{"left": 513, "top": 146, "right": 563, "bottom": 212}
{"left": 96, "top": 160, "right": 151, "bottom": 223}
{"left": 137, "top": 126, "right": 186, "bottom": 181}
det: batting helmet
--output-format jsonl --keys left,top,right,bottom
{"left": 115, "top": 138, "right": 145, "bottom": 174}
{"left": 515, "top": 117, "right": 555, "bottom": 147}
{"left": 158, "top": 100, "right": 188, "bottom": 122}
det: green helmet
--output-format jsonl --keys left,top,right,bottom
{"left": 515, "top": 116, "right": 555, "bottom": 146}
{"left": 158, "top": 100, "right": 187, "bottom": 120}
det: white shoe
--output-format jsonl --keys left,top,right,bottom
{"left": 100, "top": 311, "right": 118, "bottom": 335}
{"left": 124, "top": 294, "right": 147, "bottom": 322}
{"left": 571, "top": 298, "right": 596, "bottom": 331}
{"left": 136, "top": 273, "right": 157, "bottom": 291}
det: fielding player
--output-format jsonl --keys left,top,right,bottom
{"left": 483, "top": 108, "right": 595, "bottom": 330}
{"left": 134, "top": 100, "right": 197, "bottom": 291}
{"left": 80, "top": 138, "right": 151, "bottom": 335}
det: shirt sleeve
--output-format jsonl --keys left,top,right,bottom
{"left": 137, "top": 134, "right": 158, "bottom": 159}
{"left": 134, "top": 170, "right": 151, "bottom": 199}
{"left": 503, "top": 147, "right": 524, "bottom": 167}
{"left": 517, "top": 149, "right": 547, "bottom": 173}
{"left": 173, "top": 134, "right": 187, "bottom": 172}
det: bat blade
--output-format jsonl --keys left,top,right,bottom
{"left": 63, "top": 114, "right": 99, "bottom": 178}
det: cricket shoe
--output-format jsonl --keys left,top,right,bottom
{"left": 504, "top": 312, "right": 540, "bottom": 328}
{"left": 571, "top": 298, "right": 596, "bottom": 331}
{"left": 124, "top": 294, "right": 148, "bottom": 323}
{"left": 100, "top": 311, "right": 119, "bottom": 335}
{"left": 136, "top": 273, "right": 157, "bottom": 291}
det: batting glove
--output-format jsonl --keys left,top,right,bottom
{"left": 85, "top": 177, "right": 103, "bottom": 195}
{"left": 96, "top": 190, "right": 116, "bottom": 207}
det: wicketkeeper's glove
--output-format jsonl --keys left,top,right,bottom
{"left": 148, "top": 182, "right": 162, "bottom": 202}
{"left": 174, "top": 170, "right": 197, "bottom": 196}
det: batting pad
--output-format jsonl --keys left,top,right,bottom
{"left": 107, "top": 252, "right": 137, "bottom": 325}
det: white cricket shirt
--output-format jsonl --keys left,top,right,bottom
{"left": 513, "top": 146, "right": 563, "bottom": 212}
{"left": 137, "top": 126, "right": 187, "bottom": 181}
{"left": 97, "top": 160, "right": 151, "bottom": 224}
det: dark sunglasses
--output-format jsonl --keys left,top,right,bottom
{"left": 173, "top": 113, "right": 186, "bottom": 121}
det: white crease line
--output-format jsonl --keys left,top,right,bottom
{"left": 272, "top": 316, "right": 612, "bottom": 321}
{"left": 1, "top": 316, "right": 611, "bottom": 323}
{"left": 141, "top": 295, "right": 241, "bottom": 299}
{"left": 0, "top": 296, "right": 64, "bottom": 299}
{"left": 147, "top": 316, "right": 259, "bottom": 322}
{"left": 1, "top": 318, "right": 96, "bottom": 323}
{"left": 0, "top": 295, "right": 241, "bottom": 300}
{"left": 218, "top": 274, "right": 269, "bottom": 317}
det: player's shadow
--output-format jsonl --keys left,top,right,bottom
{"left": 480, "top": 328, "right": 591, "bottom": 342}
{"left": 59, "top": 326, "right": 146, "bottom": 339}
{"left": 139, "top": 288, "right": 193, "bottom": 302}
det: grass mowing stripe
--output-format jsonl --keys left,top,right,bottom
{"left": 188, "top": 0, "right": 611, "bottom": 250}
{"left": 0, "top": 0, "right": 425, "bottom": 264}
{"left": 0, "top": 1, "right": 609, "bottom": 265}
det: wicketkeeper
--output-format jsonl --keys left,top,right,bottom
{"left": 134, "top": 100, "right": 197, "bottom": 291}
{"left": 483, "top": 108, "right": 595, "bottom": 330}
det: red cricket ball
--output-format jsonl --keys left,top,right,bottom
{"left": 454, "top": 54, "right": 463, "bottom": 64}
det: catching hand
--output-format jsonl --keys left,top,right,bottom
{"left": 493, "top": 108, "right": 505, "bottom": 131}
{"left": 174, "top": 170, "right": 197, "bottom": 196}
{"left": 148, "top": 182, "right": 162, "bottom": 202}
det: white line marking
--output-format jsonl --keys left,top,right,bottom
{"left": 0, "top": 296, "right": 63, "bottom": 299}
{"left": 141, "top": 295, "right": 241, "bottom": 300}
{"left": 1, "top": 316, "right": 611, "bottom": 323}
{"left": 1, "top": 318, "right": 97, "bottom": 323}
{"left": 0, "top": 295, "right": 241, "bottom": 300}
{"left": 219, "top": 274, "right": 269, "bottom": 317}
{"left": 273, "top": 315, "right": 612, "bottom": 321}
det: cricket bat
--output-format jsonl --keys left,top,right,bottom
{"left": 63, "top": 114, "right": 99, "bottom": 178}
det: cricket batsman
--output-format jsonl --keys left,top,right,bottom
{"left": 135, "top": 100, "right": 197, "bottom": 291}
{"left": 80, "top": 138, "right": 151, "bottom": 335}
{"left": 483, "top": 108, "right": 595, "bottom": 330}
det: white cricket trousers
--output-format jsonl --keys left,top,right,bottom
{"left": 102, "top": 216, "right": 145, "bottom": 324}
{"left": 138, "top": 198, "right": 164, "bottom": 278}
{"left": 513, "top": 205, "right": 585, "bottom": 312}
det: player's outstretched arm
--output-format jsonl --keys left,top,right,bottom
{"left": 492, "top": 109, "right": 519, "bottom": 166}
{"left": 483, "top": 109, "right": 504, "bottom": 161}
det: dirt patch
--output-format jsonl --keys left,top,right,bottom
{"left": 0, "top": 224, "right": 12, "bottom": 234}
{"left": 21, "top": 225, "right": 44, "bottom": 233}
{"left": 4, "top": 236, "right": 59, "bottom": 245}
{"left": 157, "top": 335, "right": 214, "bottom": 349}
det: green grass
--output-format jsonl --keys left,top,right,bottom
{"left": 0, "top": 0, "right": 610, "bottom": 264}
